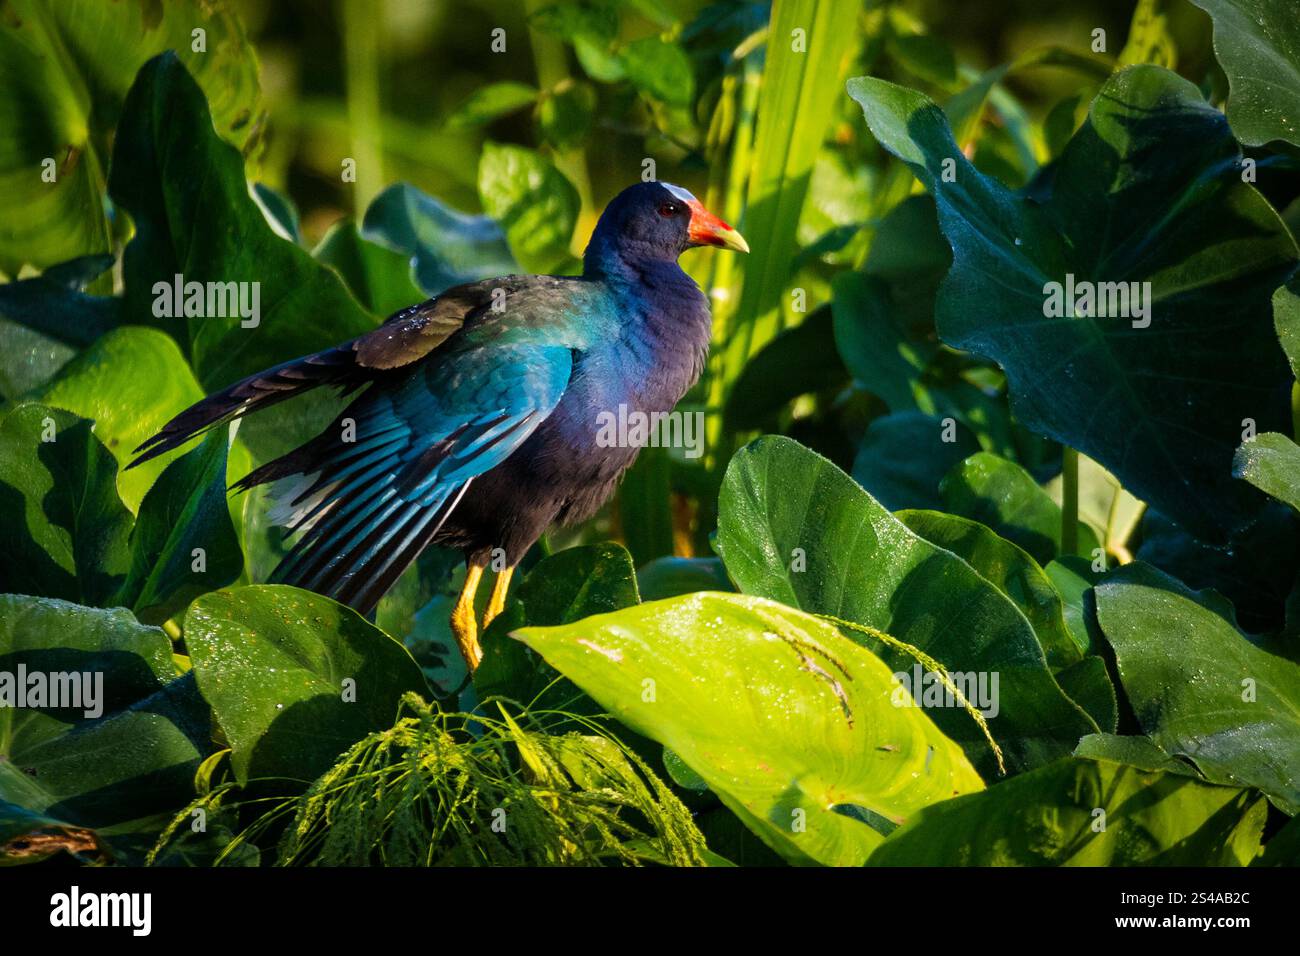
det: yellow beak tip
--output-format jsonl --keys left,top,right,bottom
{"left": 722, "top": 230, "right": 750, "bottom": 254}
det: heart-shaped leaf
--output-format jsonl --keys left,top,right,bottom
{"left": 0, "top": 0, "right": 262, "bottom": 272}
{"left": 1096, "top": 562, "right": 1300, "bottom": 813}
{"left": 110, "top": 53, "right": 374, "bottom": 392}
{"left": 1190, "top": 0, "right": 1300, "bottom": 147}
{"left": 717, "top": 436, "right": 1097, "bottom": 776}
{"left": 0, "top": 595, "right": 210, "bottom": 856}
{"left": 361, "top": 182, "right": 518, "bottom": 298}
{"left": 514, "top": 591, "right": 984, "bottom": 866}
{"left": 182, "top": 585, "right": 429, "bottom": 787}
{"left": 848, "top": 66, "right": 1299, "bottom": 542}
{"left": 30, "top": 327, "right": 205, "bottom": 512}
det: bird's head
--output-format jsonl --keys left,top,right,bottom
{"left": 584, "top": 181, "right": 749, "bottom": 272}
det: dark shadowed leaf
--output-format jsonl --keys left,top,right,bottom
{"left": 852, "top": 411, "right": 980, "bottom": 512}
{"left": 0, "top": 595, "right": 210, "bottom": 852}
{"left": 362, "top": 182, "right": 519, "bottom": 297}
{"left": 116, "top": 434, "right": 243, "bottom": 624}
{"left": 109, "top": 54, "right": 374, "bottom": 392}
{"left": 636, "top": 556, "right": 733, "bottom": 601}
{"left": 849, "top": 66, "right": 1298, "bottom": 542}
{"left": 1190, "top": 0, "right": 1300, "bottom": 147}
{"left": 941, "top": 452, "right": 1100, "bottom": 565}
{"left": 0, "top": 404, "right": 131, "bottom": 606}
{"left": 1095, "top": 562, "right": 1300, "bottom": 812}
{"left": 866, "top": 757, "right": 1265, "bottom": 866}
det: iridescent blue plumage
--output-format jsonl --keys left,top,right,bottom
{"left": 129, "top": 181, "right": 748, "bottom": 665}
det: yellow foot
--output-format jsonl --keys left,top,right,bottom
{"left": 450, "top": 560, "right": 485, "bottom": 671}
{"left": 481, "top": 564, "right": 516, "bottom": 632}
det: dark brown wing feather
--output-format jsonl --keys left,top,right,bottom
{"left": 127, "top": 290, "right": 486, "bottom": 469}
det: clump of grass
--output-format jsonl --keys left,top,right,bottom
{"left": 152, "top": 694, "right": 709, "bottom": 867}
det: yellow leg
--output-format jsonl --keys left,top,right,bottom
{"left": 482, "top": 565, "right": 516, "bottom": 631}
{"left": 450, "top": 558, "right": 486, "bottom": 671}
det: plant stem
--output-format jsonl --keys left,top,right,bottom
{"left": 341, "top": 0, "right": 383, "bottom": 214}
{"left": 525, "top": 0, "right": 593, "bottom": 248}
{"left": 1061, "top": 445, "right": 1079, "bottom": 557}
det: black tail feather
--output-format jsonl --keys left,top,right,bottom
{"left": 127, "top": 347, "right": 361, "bottom": 470}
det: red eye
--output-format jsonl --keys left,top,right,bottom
{"left": 658, "top": 203, "right": 678, "bottom": 217}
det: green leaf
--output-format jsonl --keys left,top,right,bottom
{"left": 0, "top": 0, "right": 262, "bottom": 271}
{"left": 717, "top": 436, "right": 1098, "bottom": 776}
{"left": 1273, "top": 276, "right": 1300, "bottom": 378}
{"left": 1074, "top": 733, "right": 1202, "bottom": 777}
{"left": 0, "top": 255, "right": 119, "bottom": 350}
{"left": 183, "top": 586, "right": 428, "bottom": 787}
{"left": 1045, "top": 555, "right": 1105, "bottom": 654}
{"left": 253, "top": 183, "right": 302, "bottom": 244}
{"left": 941, "top": 452, "right": 1100, "bottom": 566}
{"left": 0, "top": 256, "right": 118, "bottom": 401}
{"left": 477, "top": 143, "right": 579, "bottom": 274}
{"left": 116, "top": 434, "right": 243, "bottom": 624}
{"left": 514, "top": 591, "right": 984, "bottom": 866}
{"left": 1190, "top": 0, "right": 1300, "bottom": 146}
{"left": 852, "top": 412, "right": 980, "bottom": 512}
{"left": 1096, "top": 562, "right": 1300, "bottom": 813}
{"left": 0, "top": 595, "right": 210, "bottom": 844}
{"left": 1257, "top": 812, "right": 1300, "bottom": 866}
{"left": 362, "top": 183, "right": 518, "bottom": 297}
{"left": 715, "top": 0, "right": 864, "bottom": 404}
{"left": 110, "top": 53, "right": 374, "bottom": 391}
{"left": 889, "top": 31, "right": 957, "bottom": 87}
{"left": 313, "top": 219, "right": 424, "bottom": 318}
{"left": 848, "top": 66, "right": 1299, "bottom": 542}
{"left": 1054, "top": 656, "right": 1119, "bottom": 734}
{"left": 621, "top": 37, "right": 694, "bottom": 107}
{"left": 29, "top": 326, "right": 205, "bottom": 512}
{"left": 867, "top": 757, "right": 1266, "bottom": 866}
{"left": 1234, "top": 432, "right": 1300, "bottom": 513}
{"left": 830, "top": 198, "right": 949, "bottom": 413}
{"left": 536, "top": 80, "right": 596, "bottom": 150}
{"left": 636, "top": 557, "right": 733, "bottom": 601}
{"left": 724, "top": 305, "right": 848, "bottom": 430}
{"left": 0, "top": 404, "right": 131, "bottom": 606}
{"left": 897, "top": 509, "right": 1083, "bottom": 667}
{"left": 445, "top": 81, "right": 538, "bottom": 128}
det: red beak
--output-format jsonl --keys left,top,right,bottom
{"left": 685, "top": 199, "right": 750, "bottom": 253}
